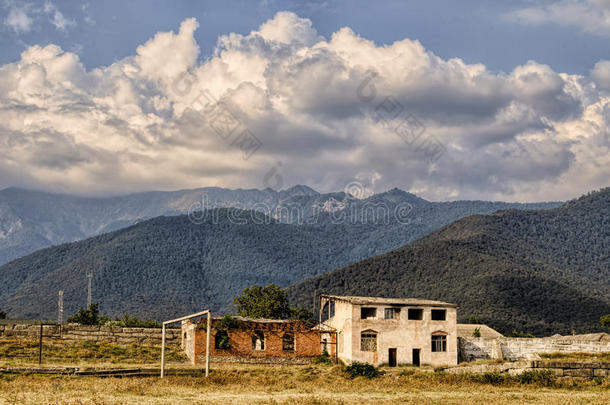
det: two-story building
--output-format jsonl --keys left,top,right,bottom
{"left": 318, "top": 295, "right": 458, "bottom": 367}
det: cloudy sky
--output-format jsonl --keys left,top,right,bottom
{"left": 1, "top": 0, "right": 609, "bottom": 202}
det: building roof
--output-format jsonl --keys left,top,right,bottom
{"left": 320, "top": 294, "right": 457, "bottom": 308}
{"left": 192, "top": 316, "right": 298, "bottom": 324}
{"left": 457, "top": 324, "right": 504, "bottom": 339}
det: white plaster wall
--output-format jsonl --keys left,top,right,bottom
{"left": 322, "top": 299, "right": 458, "bottom": 367}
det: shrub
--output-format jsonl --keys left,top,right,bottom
{"left": 509, "top": 330, "right": 535, "bottom": 338}
{"left": 67, "top": 303, "right": 109, "bottom": 325}
{"left": 343, "top": 362, "right": 379, "bottom": 379}
{"left": 469, "top": 315, "right": 479, "bottom": 324}
{"left": 313, "top": 351, "right": 332, "bottom": 365}
{"left": 478, "top": 371, "right": 507, "bottom": 385}
{"left": 0, "top": 310, "right": 6, "bottom": 319}
{"left": 104, "top": 313, "right": 161, "bottom": 328}
{"left": 473, "top": 327, "right": 481, "bottom": 338}
{"left": 215, "top": 331, "right": 230, "bottom": 350}
{"left": 601, "top": 314, "right": 610, "bottom": 329}
{"left": 516, "top": 369, "right": 555, "bottom": 386}
{"left": 217, "top": 315, "right": 241, "bottom": 330}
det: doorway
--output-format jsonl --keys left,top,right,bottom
{"left": 388, "top": 348, "right": 397, "bottom": 367}
{"left": 412, "top": 348, "right": 420, "bottom": 366}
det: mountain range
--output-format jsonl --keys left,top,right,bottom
{"left": 0, "top": 186, "right": 559, "bottom": 266}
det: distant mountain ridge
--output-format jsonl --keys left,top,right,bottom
{"left": 0, "top": 186, "right": 560, "bottom": 265}
{"left": 286, "top": 188, "right": 610, "bottom": 336}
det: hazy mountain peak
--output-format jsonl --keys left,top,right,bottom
{"left": 283, "top": 185, "right": 319, "bottom": 196}
{"left": 369, "top": 188, "right": 429, "bottom": 205}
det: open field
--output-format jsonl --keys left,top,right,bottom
{"left": 1, "top": 364, "right": 609, "bottom": 404}
{"left": 1, "top": 339, "right": 609, "bottom": 404}
{"left": 0, "top": 338, "right": 186, "bottom": 368}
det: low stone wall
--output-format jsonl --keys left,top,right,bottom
{"left": 531, "top": 360, "right": 610, "bottom": 378}
{"left": 459, "top": 337, "right": 610, "bottom": 362}
{"left": 0, "top": 323, "right": 181, "bottom": 346}
{"left": 446, "top": 360, "right": 610, "bottom": 378}
{"left": 197, "top": 355, "right": 315, "bottom": 365}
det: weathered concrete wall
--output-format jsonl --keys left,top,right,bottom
{"left": 323, "top": 299, "right": 458, "bottom": 367}
{"left": 531, "top": 360, "right": 610, "bottom": 378}
{"left": 459, "top": 337, "right": 610, "bottom": 362}
{"left": 0, "top": 323, "right": 180, "bottom": 346}
{"left": 446, "top": 360, "right": 610, "bottom": 378}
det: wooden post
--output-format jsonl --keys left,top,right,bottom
{"left": 38, "top": 323, "right": 43, "bottom": 365}
{"left": 205, "top": 311, "right": 211, "bottom": 377}
{"left": 160, "top": 324, "right": 166, "bottom": 378}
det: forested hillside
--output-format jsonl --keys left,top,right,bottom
{"left": 287, "top": 188, "right": 610, "bottom": 336}
{"left": 0, "top": 208, "right": 435, "bottom": 320}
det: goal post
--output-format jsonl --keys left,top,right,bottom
{"left": 160, "top": 309, "right": 211, "bottom": 378}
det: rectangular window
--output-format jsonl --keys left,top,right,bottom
{"left": 360, "top": 332, "right": 377, "bottom": 352}
{"left": 431, "top": 335, "right": 447, "bottom": 352}
{"left": 361, "top": 307, "right": 377, "bottom": 319}
{"left": 282, "top": 334, "right": 295, "bottom": 351}
{"left": 384, "top": 308, "right": 400, "bottom": 319}
{"left": 251, "top": 331, "right": 265, "bottom": 351}
{"left": 431, "top": 309, "right": 446, "bottom": 321}
{"left": 408, "top": 308, "right": 423, "bottom": 320}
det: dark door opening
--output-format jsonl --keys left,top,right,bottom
{"left": 388, "top": 348, "right": 397, "bottom": 367}
{"left": 412, "top": 348, "right": 420, "bottom": 366}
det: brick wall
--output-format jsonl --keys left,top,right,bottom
{"left": 186, "top": 319, "right": 332, "bottom": 364}
{"left": 0, "top": 323, "right": 180, "bottom": 346}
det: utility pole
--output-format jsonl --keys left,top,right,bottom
{"left": 58, "top": 291, "right": 63, "bottom": 324}
{"left": 87, "top": 273, "right": 93, "bottom": 307}
{"left": 57, "top": 291, "right": 63, "bottom": 337}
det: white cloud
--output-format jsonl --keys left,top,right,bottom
{"left": 44, "top": 1, "right": 75, "bottom": 31}
{"left": 3, "top": 2, "right": 33, "bottom": 33}
{"left": 508, "top": 0, "right": 610, "bottom": 36}
{"left": 2, "top": 0, "right": 75, "bottom": 34}
{"left": 0, "top": 11, "right": 608, "bottom": 201}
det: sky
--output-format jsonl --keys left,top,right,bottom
{"left": 0, "top": 0, "right": 609, "bottom": 201}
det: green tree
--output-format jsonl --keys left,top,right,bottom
{"left": 469, "top": 315, "right": 479, "bottom": 324}
{"left": 289, "top": 306, "right": 315, "bottom": 326}
{"left": 233, "top": 285, "right": 290, "bottom": 319}
{"left": 0, "top": 309, "right": 6, "bottom": 319}
{"left": 601, "top": 314, "right": 610, "bottom": 330}
{"left": 67, "top": 303, "right": 108, "bottom": 325}
{"left": 233, "top": 285, "right": 314, "bottom": 324}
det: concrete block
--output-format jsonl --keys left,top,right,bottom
{"left": 563, "top": 368, "right": 593, "bottom": 377}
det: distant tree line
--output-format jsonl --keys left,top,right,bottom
{"left": 67, "top": 303, "right": 161, "bottom": 328}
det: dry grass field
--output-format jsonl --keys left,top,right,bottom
{"left": 0, "top": 339, "right": 609, "bottom": 404}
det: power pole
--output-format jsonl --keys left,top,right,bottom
{"left": 57, "top": 291, "right": 63, "bottom": 325}
{"left": 87, "top": 273, "right": 93, "bottom": 307}
{"left": 58, "top": 290, "right": 64, "bottom": 338}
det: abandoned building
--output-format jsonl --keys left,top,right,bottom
{"left": 181, "top": 294, "right": 460, "bottom": 367}
{"left": 318, "top": 295, "right": 459, "bottom": 367}
{"left": 181, "top": 316, "right": 335, "bottom": 364}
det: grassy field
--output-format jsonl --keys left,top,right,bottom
{"left": 0, "top": 338, "right": 186, "bottom": 368}
{"left": 0, "top": 339, "right": 609, "bottom": 404}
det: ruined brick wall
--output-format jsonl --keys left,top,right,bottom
{"left": 190, "top": 320, "right": 329, "bottom": 364}
{"left": 0, "top": 323, "right": 180, "bottom": 346}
